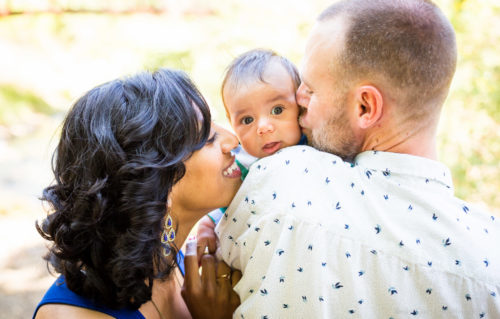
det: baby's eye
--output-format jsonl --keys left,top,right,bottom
{"left": 241, "top": 116, "right": 254, "bottom": 125}
{"left": 271, "top": 106, "right": 283, "bottom": 115}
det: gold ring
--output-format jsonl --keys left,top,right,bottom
{"left": 218, "top": 273, "right": 231, "bottom": 280}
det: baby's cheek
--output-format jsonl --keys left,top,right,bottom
{"left": 288, "top": 117, "right": 302, "bottom": 131}
{"left": 241, "top": 142, "right": 261, "bottom": 158}
{"left": 237, "top": 129, "right": 259, "bottom": 156}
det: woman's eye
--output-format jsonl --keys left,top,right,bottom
{"left": 271, "top": 106, "right": 283, "bottom": 115}
{"left": 207, "top": 132, "right": 218, "bottom": 144}
{"left": 241, "top": 117, "right": 254, "bottom": 125}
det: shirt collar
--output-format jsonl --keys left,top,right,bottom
{"left": 354, "top": 150, "right": 454, "bottom": 193}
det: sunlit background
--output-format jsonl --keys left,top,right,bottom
{"left": 0, "top": 0, "right": 498, "bottom": 317}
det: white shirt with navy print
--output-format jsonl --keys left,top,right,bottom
{"left": 215, "top": 145, "right": 500, "bottom": 318}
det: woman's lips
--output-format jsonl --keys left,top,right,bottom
{"left": 262, "top": 141, "right": 282, "bottom": 155}
{"left": 223, "top": 158, "right": 242, "bottom": 178}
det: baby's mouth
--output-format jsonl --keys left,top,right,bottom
{"left": 262, "top": 141, "right": 282, "bottom": 155}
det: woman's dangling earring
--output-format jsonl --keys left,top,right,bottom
{"left": 161, "top": 200, "right": 175, "bottom": 257}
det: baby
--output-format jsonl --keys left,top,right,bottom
{"left": 222, "top": 49, "right": 303, "bottom": 159}
{"left": 196, "top": 49, "right": 305, "bottom": 257}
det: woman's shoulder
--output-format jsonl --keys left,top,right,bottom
{"left": 35, "top": 303, "right": 114, "bottom": 319}
{"left": 33, "top": 276, "right": 145, "bottom": 319}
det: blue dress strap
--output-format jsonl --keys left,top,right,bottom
{"left": 33, "top": 251, "right": 184, "bottom": 319}
{"left": 32, "top": 276, "right": 144, "bottom": 319}
{"left": 177, "top": 250, "right": 185, "bottom": 277}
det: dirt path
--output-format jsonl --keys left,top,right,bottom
{"left": 0, "top": 117, "right": 59, "bottom": 318}
{"left": 0, "top": 212, "right": 54, "bottom": 319}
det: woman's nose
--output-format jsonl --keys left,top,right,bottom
{"left": 220, "top": 128, "right": 239, "bottom": 153}
{"left": 257, "top": 119, "right": 274, "bottom": 135}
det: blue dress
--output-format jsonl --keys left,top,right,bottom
{"left": 33, "top": 251, "right": 185, "bottom": 319}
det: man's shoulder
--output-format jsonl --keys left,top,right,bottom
{"left": 255, "top": 145, "right": 344, "bottom": 167}
{"left": 243, "top": 145, "right": 353, "bottom": 187}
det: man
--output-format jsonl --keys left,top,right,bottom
{"left": 216, "top": 0, "right": 500, "bottom": 317}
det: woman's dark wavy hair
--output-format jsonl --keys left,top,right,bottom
{"left": 36, "top": 68, "right": 211, "bottom": 310}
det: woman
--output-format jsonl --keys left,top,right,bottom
{"left": 33, "top": 68, "right": 241, "bottom": 318}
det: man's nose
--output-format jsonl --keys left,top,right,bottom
{"left": 296, "top": 83, "right": 309, "bottom": 108}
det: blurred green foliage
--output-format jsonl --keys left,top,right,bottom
{"left": 0, "top": 85, "right": 55, "bottom": 125}
{"left": 144, "top": 50, "right": 194, "bottom": 73}
{"left": 436, "top": 0, "right": 500, "bottom": 213}
{"left": 0, "top": 0, "right": 498, "bottom": 214}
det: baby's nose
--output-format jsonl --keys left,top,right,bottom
{"left": 257, "top": 119, "right": 274, "bottom": 135}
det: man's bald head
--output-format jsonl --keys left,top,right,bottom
{"left": 318, "top": 0, "right": 457, "bottom": 119}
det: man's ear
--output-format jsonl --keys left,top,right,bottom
{"left": 354, "top": 85, "right": 383, "bottom": 129}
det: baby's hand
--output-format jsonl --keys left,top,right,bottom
{"left": 196, "top": 215, "right": 218, "bottom": 264}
